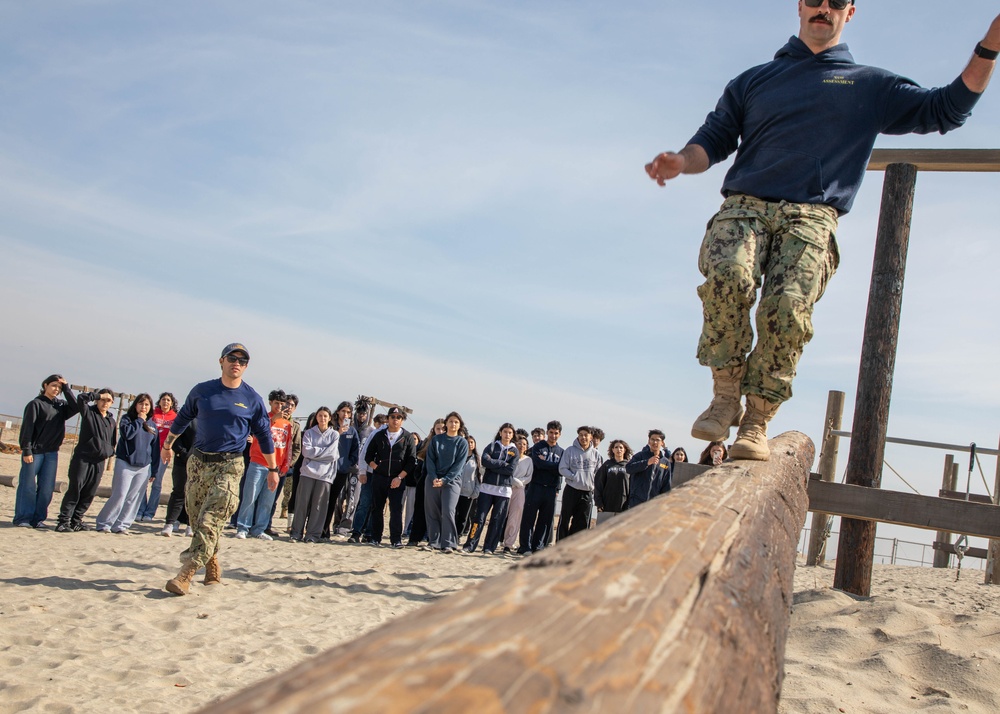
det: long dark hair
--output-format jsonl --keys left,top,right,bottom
{"left": 157, "top": 392, "right": 177, "bottom": 412}
{"left": 492, "top": 422, "right": 516, "bottom": 443}
{"left": 126, "top": 393, "right": 157, "bottom": 433}
{"left": 698, "top": 441, "right": 728, "bottom": 465}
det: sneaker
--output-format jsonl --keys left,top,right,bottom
{"left": 304, "top": 537, "right": 318, "bottom": 544}
{"left": 97, "top": 526, "right": 112, "bottom": 533}
{"left": 391, "top": 542, "right": 404, "bottom": 549}
{"left": 112, "top": 528, "right": 130, "bottom": 535}
{"left": 139, "top": 516, "right": 153, "bottom": 523}
{"left": 370, "top": 541, "right": 383, "bottom": 548}
{"left": 256, "top": 533, "right": 273, "bottom": 541}
{"left": 160, "top": 526, "right": 172, "bottom": 537}
{"left": 264, "top": 528, "right": 279, "bottom": 537}
{"left": 441, "top": 547, "right": 456, "bottom": 554}
{"left": 347, "top": 534, "right": 360, "bottom": 544}
{"left": 72, "top": 523, "right": 90, "bottom": 532}
{"left": 33, "top": 522, "right": 50, "bottom": 530}
{"left": 184, "top": 526, "right": 193, "bottom": 537}
{"left": 502, "top": 547, "right": 512, "bottom": 555}
{"left": 15, "top": 522, "right": 32, "bottom": 528}
{"left": 235, "top": 531, "right": 247, "bottom": 540}
{"left": 55, "top": 523, "right": 72, "bottom": 533}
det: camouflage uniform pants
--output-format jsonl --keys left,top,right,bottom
{"left": 180, "top": 454, "right": 242, "bottom": 568}
{"left": 696, "top": 194, "right": 840, "bottom": 404}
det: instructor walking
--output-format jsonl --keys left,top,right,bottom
{"left": 161, "top": 343, "right": 276, "bottom": 595}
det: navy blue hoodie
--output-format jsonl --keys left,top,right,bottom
{"left": 690, "top": 37, "right": 980, "bottom": 215}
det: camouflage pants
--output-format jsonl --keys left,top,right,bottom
{"left": 696, "top": 194, "right": 840, "bottom": 404}
{"left": 180, "top": 454, "right": 241, "bottom": 569}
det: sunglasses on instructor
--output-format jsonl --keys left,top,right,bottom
{"left": 803, "top": 0, "right": 853, "bottom": 9}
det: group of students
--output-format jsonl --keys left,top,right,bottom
{"left": 12, "top": 376, "right": 178, "bottom": 534}
{"left": 275, "top": 402, "right": 730, "bottom": 557}
{"left": 12, "top": 375, "right": 731, "bottom": 556}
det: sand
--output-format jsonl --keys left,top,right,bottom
{"left": 2, "top": 445, "right": 1000, "bottom": 712}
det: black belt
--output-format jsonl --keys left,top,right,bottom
{"left": 192, "top": 448, "right": 243, "bottom": 463}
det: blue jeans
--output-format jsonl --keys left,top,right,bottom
{"left": 236, "top": 463, "right": 278, "bottom": 536}
{"left": 14, "top": 451, "right": 59, "bottom": 526}
{"left": 137, "top": 458, "right": 165, "bottom": 520}
{"left": 351, "top": 478, "right": 375, "bottom": 538}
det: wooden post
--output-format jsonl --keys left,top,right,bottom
{"left": 833, "top": 163, "right": 917, "bottom": 597}
{"left": 932, "top": 455, "right": 957, "bottom": 568}
{"left": 206, "top": 432, "right": 815, "bottom": 714}
{"left": 806, "top": 391, "right": 845, "bottom": 565}
{"left": 986, "top": 434, "right": 1000, "bottom": 584}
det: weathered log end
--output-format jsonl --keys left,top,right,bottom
{"left": 208, "top": 431, "right": 814, "bottom": 714}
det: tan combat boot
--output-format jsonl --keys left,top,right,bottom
{"left": 691, "top": 365, "right": 746, "bottom": 442}
{"left": 165, "top": 560, "right": 199, "bottom": 596}
{"left": 729, "top": 394, "right": 780, "bottom": 461}
{"left": 204, "top": 555, "right": 222, "bottom": 586}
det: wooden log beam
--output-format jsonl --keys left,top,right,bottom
{"left": 206, "top": 431, "right": 815, "bottom": 714}
{"left": 868, "top": 149, "right": 1000, "bottom": 172}
{"left": 932, "top": 542, "right": 989, "bottom": 560}
{"left": 806, "top": 477, "right": 1000, "bottom": 540}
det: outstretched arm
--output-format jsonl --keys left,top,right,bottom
{"left": 644, "top": 144, "right": 710, "bottom": 186}
{"left": 962, "top": 15, "right": 1000, "bottom": 93}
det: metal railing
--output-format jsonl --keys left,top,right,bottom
{"left": 798, "top": 526, "right": 985, "bottom": 570}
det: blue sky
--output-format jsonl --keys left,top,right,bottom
{"left": 2, "top": 1, "right": 999, "bottom": 557}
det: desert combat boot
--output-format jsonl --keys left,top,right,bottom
{"left": 165, "top": 560, "right": 200, "bottom": 596}
{"left": 204, "top": 555, "right": 222, "bottom": 586}
{"left": 691, "top": 365, "right": 745, "bottom": 442}
{"left": 729, "top": 394, "right": 780, "bottom": 461}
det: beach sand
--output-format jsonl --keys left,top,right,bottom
{"left": 2, "top": 446, "right": 999, "bottom": 712}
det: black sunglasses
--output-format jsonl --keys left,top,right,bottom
{"left": 225, "top": 355, "right": 249, "bottom": 366}
{"left": 803, "top": 0, "right": 852, "bottom": 9}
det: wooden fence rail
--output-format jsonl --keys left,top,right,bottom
{"left": 206, "top": 431, "right": 815, "bottom": 714}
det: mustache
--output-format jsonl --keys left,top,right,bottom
{"left": 809, "top": 13, "right": 833, "bottom": 24}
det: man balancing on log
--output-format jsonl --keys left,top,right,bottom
{"left": 646, "top": 2, "right": 1000, "bottom": 461}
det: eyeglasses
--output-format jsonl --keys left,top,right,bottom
{"left": 225, "top": 355, "right": 249, "bottom": 366}
{"left": 803, "top": 0, "right": 853, "bottom": 9}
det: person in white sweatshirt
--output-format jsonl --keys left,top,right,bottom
{"left": 291, "top": 407, "right": 340, "bottom": 543}
{"left": 557, "top": 426, "right": 604, "bottom": 540}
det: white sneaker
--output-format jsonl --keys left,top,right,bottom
{"left": 256, "top": 533, "right": 273, "bottom": 541}
{"left": 184, "top": 526, "right": 193, "bottom": 537}
{"left": 235, "top": 531, "right": 247, "bottom": 539}
{"left": 160, "top": 526, "right": 172, "bottom": 537}
{"left": 97, "top": 526, "right": 111, "bottom": 533}
{"left": 16, "top": 522, "right": 32, "bottom": 528}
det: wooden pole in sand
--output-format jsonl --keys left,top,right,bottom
{"left": 985, "top": 434, "right": 1000, "bottom": 584}
{"left": 806, "top": 390, "right": 844, "bottom": 566}
{"left": 933, "top": 454, "right": 958, "bottom": 568}
{"left": 833, "top": 163, "right": 917, "bottom": 597}
{"left": 207, "top": 432, "right": 815, "bottom": 714}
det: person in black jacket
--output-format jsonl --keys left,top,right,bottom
{"left": 55, "top": 389, "right": 117, "bottom": 532}
{"left": 363, "top": 407, "right": 417, "bottom": 548}
{"left": 517, "top": 420, "right": 563, "bottom": 555}
{"left": 594, "top": 439, "right": 632, "bottom": 525}
{"left": 159, "top": 419, "right": 198, "bottom": 537}
{"left": 464, "top": 423, "right": 518, "bottom": 555}
{"left": 14, "top": 375, "right": 80, "bottom": 528}
{"left": 626, "top": 430, "right": 672, "bottom": 510}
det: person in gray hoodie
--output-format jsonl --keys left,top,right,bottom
{"left": 556, "top": 426, "right": 604, "bottom": 540}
